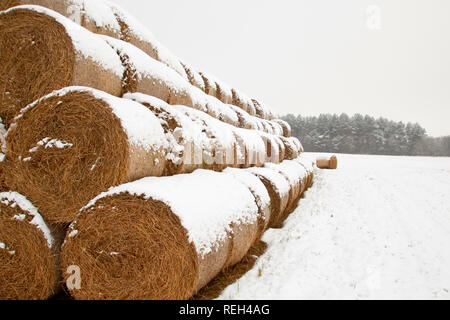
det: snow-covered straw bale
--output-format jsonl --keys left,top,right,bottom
{"left": 0, "top": 192, "right": 60, "bottom": 299}
{"left": 61, "top": 169, "right": 259, "bottom": 300}
{"left": 247, "top": 166, "right": 291, "bottom": 228}
{"left": 231, "top": 88, "right": 257, "bottom": 116}
{"left": 0, "top": 5, "right": 123, "bottom": 128}
{"left": 273, "top": 119, "right": 292, "bottom": 137}
{"left": 124, "top": 92, "right": 208, "bottom": 175}
{"left": 101, "top": 35, "right": 194, "bottom": 107}
{"left": 265, "top": 160, "right": 309, "bottom": 219}
{"left": 3, "top": 87, "right": 168, "bottom": 222}
{"left": 280, "top": 136, "right": 299, "bottom": 160}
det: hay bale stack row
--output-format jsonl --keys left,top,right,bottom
{"left": 2, "top": 87, "right": 303, "bottom": 224}
{"left": 61, "top": 159, "right": 313, "bottom": 300}
{"left": 0, "top": 1, "right": 314, "bottom": 300}
{"left": 0, "top": 1, "right": 284, "bottom": 126}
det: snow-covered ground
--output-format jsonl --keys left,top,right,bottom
{"left": 219, "top": 153, "right": 450, "bottom": 300}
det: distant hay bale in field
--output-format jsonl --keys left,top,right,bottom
{"left": 280, "top": 136, "right": 299, "bottom": 160}
{"left": 180, "top": 62, "right": 206, "bottom": 92}
{"left": 0, "top": 192, "right": 59, "bottom": 300}
{"left": 273, "top": 119, "right": 292, "bottom": 137}
{"left": 316, "top": 155, "right": 338, "bottom": 170}
{"left": 231, "top": 89, "right": 256, "bottom": 116}
{"left": 233, "top": 128, "right": 266, "bottom": 168}
{"left": 124, "top": 92, "right": 209, "bottom": 175}
{"left": 102, "top": 36, "right": 193, "bottom": 107}
{"left": 247, "top": 167, "right": 290, "bottom": 228}
{"left": 223, "top": 168, "right": 271, "bottom": 239}
{"left": 3, "top": 87, "right": 168, "bottom": 223}
{"left": 0, "top": 5, "right": 123, "bottom": 128}
{"left": 61, "top": 170, "right": 259, "bottom": 299}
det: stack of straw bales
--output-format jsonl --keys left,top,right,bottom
{"left": 0, "top": 1, "right": 315, "bottom": 300}
{"left": 0, "top": 0, "right": 281, "bottom": 124}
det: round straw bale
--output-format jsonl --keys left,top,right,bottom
{"left": 247, "top": 167, "right": 291, "bottom": 229}
{"left": 266, "top": 160, "right": 309, "bottom": 218}
{"left": 180, "top": 62, "right": 206, "bottom": 92}
{"left": 273, "top": 136, "right": 286, "bottom": 162}
{"left": 251, "top": 98, "right": 275, "bottom": 120}
{"left": 215, "top": 81, "right": 233, "bottom": 105}
{"left": 124, "top": 92, "right": 211, "bottom": 175}
{"left": 316, "top": 155, "right": 338, "bottom": 170}
{"left": 260, "top": 119, "right": 275, "bottom": 135}
{"left": 290, "top": 136, "right": 304, "bottom": 154}
{"left": 294, "top": 155, "right": 315, "bottom": 189}
{"left": 280, "top": 136, "right": 299, "bottom": 160}
{"left": 0, "top": 5, "right": 123, "bottom": 128}
{"left": 231, "top": 89, "right": 256, "bottom": 116}
{"left": 109, "top": 2, "right": 188, "bottom": 80}
{"left": 273, "top": 119, "right": 292, "bottom": 137}
{"left": 102, "top": 35, "right": 194, "bottom": 107}
{"left": 228, "top": 104, "right": 258, "bottom": 130}
{"left": 204, "top": 95, "right": 240, "bottom": 127}
{"left": 223, "top": 168, "right": 271, "bottom": 239}
{"left": 0, "top": 192, "right": 59, "bottom": 299}
{"left": 258, "top": 131, "right": 281, "bottom": 164}
{"left": 233, "top": 128, "right": 266, "bottom": 168}
{"left": 3, "top": 87, "right": 168, "bottom": 223}
{"left": 61, "top": 170, "right": 259, "bottom": 299}
{"left": 0, "top": 0, "right": 122, "bottom": 38}
{"left": 199, "top": 72, "right": 218, "bottom": 98}
{"left": 270, "top": 121, "right": 284, "bottom": 136}
{"left": 175, "top": 104, "right": 236, "bottom": 170}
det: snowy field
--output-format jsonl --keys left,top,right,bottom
{"left": 219, "top": 153, "right": 450, "bottom": 300}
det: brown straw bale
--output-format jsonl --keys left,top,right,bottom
{"left": 61, "top": 193, "right": 200, "bottom": 300}
{"left": 215, "top": 81, "right": 233, "bottom": 105}
{"left": 231, "top": 88, "right": 256, "bottom": 116}
{"left": 233, "top": 129, "right": 266, "bottom": 168}
{"left": 124, "top": 92, "right": 207, "bottom": 175}
{"left": 0, "top": 6, "right": 123, "bottom": 128}
{"left": 273, "top": 136, "right": 286, "bottom": 162}
{"left": 102, "top": 35, "right": 194, "bottom": 108}
{"left": 247, "top": 167, "right": 291, "bottom": 229}
{"left": 273, "top": 119, "right": 292, "bottom": 137}
{"left": 289, "top": 136, "right": 304, "bottom": 154}
{"left": 270, "top": 121, "right": 284, "bottom": 136}
{"left": 199, "top": 72, "right": 218, "bottom": 97}
{"left": 0, "top": 192, "right": 59, "bottom": 299}
{"left": 0, "top": 0, "right": 122, "bottom": 37}
{"left": 258, "top": 132, "right": 281, "bottom": 164}
{"left": 3, "top": 87, "right": 167, "bottom": 223}
{"left": 316, "top": 155, "right": 338, "bottom": 170}
{"left": 180, "top": 61, "right": 206, "bottom": 92}
{"left": 204, "top": 96, "right": 240, "bottom": 127}
{"left": 223, "top": 168, "right": 272, "bottom": 240}
{"left": 62, "top": 170, "right": 258, "bottom": 299}
{"left": 280, "top": 136, "right": 299, "bottom": 160}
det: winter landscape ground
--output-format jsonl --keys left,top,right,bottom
{"left": 219, "top": 153, "right": 450, "bottom": 300}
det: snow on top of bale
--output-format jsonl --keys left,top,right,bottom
{"left": 12, "top": 87, "right": 168, "bottom": 153}
{"left": 247, "top": 166, "right": 291, "bottom": 195}
{"left": 265, "top": 160, "right": 307, "bottom": 186}
{"left": 78, "top": 0, "right": 121, "bottom": 32}
{"left": 2, "top": 5, "right": 124, "bottom": 77}
{"left": 223, "top": 167, "right": 271, "bottom": 212}
{"left": 0, "top": 192, "right": 53, "bottom": 248}
{"left": 101, "top": 35, "right": 190, "bottom": 94}
{"left": 83, "top": 169, "right": 259, "bottom": 256}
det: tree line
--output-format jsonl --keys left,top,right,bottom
{"left": 281, "top": 113, "right": 450, "bottom": 156}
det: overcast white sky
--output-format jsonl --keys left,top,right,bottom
{"left": 109, "top": 0, "right": 450, "bottom": 137}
